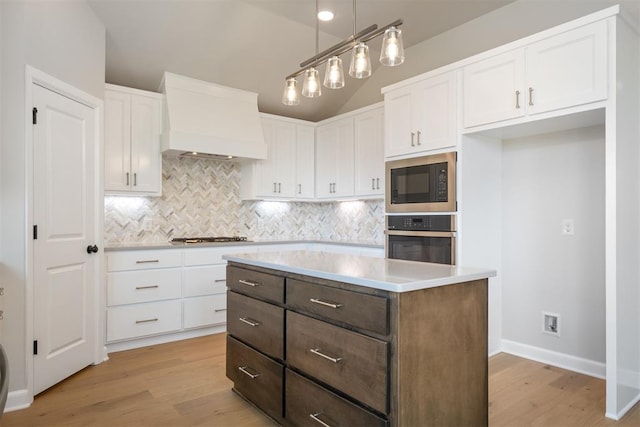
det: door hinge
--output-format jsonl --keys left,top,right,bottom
{"left": 32, "top": 107, "right": 38, "bottom": 125}
{"left": 33, "top": 340, "right": 38, "bottom": 355}
{"left": 33, "top": 224, "right": 38, "bottom": 240}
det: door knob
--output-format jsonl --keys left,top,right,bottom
{"left": 86, "top": 245, "right": 99, "bottom": 254}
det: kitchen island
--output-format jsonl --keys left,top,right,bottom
{"left": 223, "top": 250, "right": 496, "bottom": 427}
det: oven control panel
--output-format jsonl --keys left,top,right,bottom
{"left": 387, "top": 215, "right": 455, "bottom": 232}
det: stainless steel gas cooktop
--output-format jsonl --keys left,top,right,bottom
{"left": 170, "top": 236, "right": 249, "bottom": 245}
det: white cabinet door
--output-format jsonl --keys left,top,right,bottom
{"left": 255, "top": 118, "right": 278, "bottom": 196}
{"left": 463, "top": 50, "right": 525, "bottom": 128}
{"left": 295, "top": 124, "right": 315, "bottom": 198}
{"left": 105, "top": 85, "right": 162, "bottom": 195}
{"left": 130, "top": 95, "right": 161, "bottom": 193}
{"left": 316, "top": 117, "right": 354, "bottom": 198}
{"left": 255, "top": 117, "right": 298, "bottom": 198}
{"left": 104, "top": 91, "right": 131, "bottom": 192}
{"left": 526, "top": 20, "right": 607, "bottom": 115}
{"left": 384, "top": 72, "right": 456, "bottom": 157}
{"left": 354, "top": 107, "right": 384, "bottom": 197}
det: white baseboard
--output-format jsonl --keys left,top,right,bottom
{"left": 106, "top": 325, "right": 226, "bottom": 353}
{"left": 5, "top": 389, "right": 31, "bottom": 413}
{"left": 501, "top": 339, "right": 606, "bottom": 379}
{"left": 607, "top": 391, "right": 640, "bottom": 420}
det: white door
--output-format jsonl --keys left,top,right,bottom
{"left": 32, "top": 83, "right": 98, "bottom": 395}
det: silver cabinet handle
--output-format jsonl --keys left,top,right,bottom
{"left": 410, "top": 132, "right": 415, "bottom": 146}
{"left": 238, "top": 279, "right": 259, "bottom": 287}
{"left": 126, "top": 172, "right": 130, "bottom": 186}
{"left": 310, "top": 348, "right": 342, "bottom": 363}
{"left": 135, "top": 285, "right": 159, "bottom": 290}
{"left": 214, "top": 279, "right": 226, "bottom": 283}
{"left": 376, "top": 178, "right": 380, "bottom": 190}
{"left": 529, "top": 87, "right": 534, "bottom": 106}
{"left": 239, "top": 317, "right": 260, "bottom": 327}
{"left": 133, "top": 172, "right": 137, "bottom": 186}
{"left": 136, "top": 259, "right": 159, "bottom": 264}
{"left": 416, "top": 130, "right": 421, "bottom": 145}
{"left": 278, "top": 182, "right": 281, "bottom": 193}
{"left": 515, "top": 90, "right": 521, "bottom": 109}
{"left": 214, "top": 308, "right": 227, "bottom": 313}
{"left": 371, "top": 178, "right": 375, "bottom": 190}
{"left": 273, "top": 182, "right": 277, "bottom": 193}
{"left": 310, "top": 298, "right": 342, "bottom": 309}
{"left": 0, "top": 310, "right": 4, "bottom": 320}
{"left": 310, "top": 413, "right": 332, "bottom": 427}
{"left": 135, "top": 318, "right": 158, "bottom": 324}
{"left": 298, "top": 184, "right": 302, "bottom": 194}
{"left": 238, "top": 366, "right": 260, "bottom": 379}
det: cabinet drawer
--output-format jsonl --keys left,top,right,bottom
{"left": 107, "top": 250, "right": 182, "bottom": 272}
{"left": 107, "top": 269, "right": 181, "bottom": 306}
{"left": 183, "top": 294, "right": 227, "bottom": 329}
{"left": 226, "top": 336, "right": 283, "bottom": 422}
{"left": 287, "top": 279, "right": 388, "bottom": 335}
{"left": 227, "top": 265, "right": 284, "bottom": 304}
{"left": 227, "top": 291, "right": 284, "bottom": 360}
{"left": 183, "top": 265, "right": 227, "bottom": 297}
{"left": 286, "top": 369, "right": 388, "bottom": 427}
{"left": 107, "top": 300, "right": 181, "bottom": 342}
{"left": 286, "top": 311, "right": 388, "bottom": 414}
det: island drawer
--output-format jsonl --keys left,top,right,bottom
{"left": 226, "top": 336, "right": 283, "bottom": 422}
{"left": 227, "top": 291, "right": 284, "bottom": 360}
{"left": 285, "top": 369, "right": 388, "bottom": 427}
{"left": 227, "top": 265, "right": 284, "bottom": 304}
{"left": 286, "top": 311, "right": 388, "bottom": 414}
{"left": 287, "top": 279, "right": 389, "bottom": 335}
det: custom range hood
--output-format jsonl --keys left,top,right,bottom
{"left": 159, "top": 72, "right": 267, "bottom": 160}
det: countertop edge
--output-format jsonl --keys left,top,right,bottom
{"left": 105, "top": 239, "right": 383, "bottom": 252}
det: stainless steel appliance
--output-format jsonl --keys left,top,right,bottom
{"left": 385, "top": 152, "right": 456, "bottom": 213}
{"left": 386, "top": 215, "right": 455, "bottom": 265}
{"left": 170, "top": 236, "right": 248, "bottom": 245}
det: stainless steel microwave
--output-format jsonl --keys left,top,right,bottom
{"left": 385, "top": 152, "right": 457, "bottom": 213}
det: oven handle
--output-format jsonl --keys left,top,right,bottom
{"left": 385, "top": 230, "right": 456, "bottom": 238}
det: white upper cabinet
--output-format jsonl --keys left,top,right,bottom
{"left": 463, "top": 20, "right": 607, "bottom": 129}
{"left": 240, "top": 115, "right": 315, "bottom": 200}
{"left": 105, "top": 84, "right": 162, "bottom": 195}
{"left": 384, "top": 71, "right": 456, "bottom": 158}
{"left": 316, "top": 117, "right": 354, "bottom": 199}
{"left": 354, "top": 106, "right": 384, "bottom": 197}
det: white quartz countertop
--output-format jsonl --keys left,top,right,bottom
{"left": 223, "top": 250, "right": 496, "bottom": 293}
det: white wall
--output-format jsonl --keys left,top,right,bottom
{"left": 0, "top": 0, "right": 105, "bottom": 399}
{"left": 501, "top": 126, "right": 605, "bottom": 363}
{"left": 340, "top": 0, "right": 639, "bottom": 114}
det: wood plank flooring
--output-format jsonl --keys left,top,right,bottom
{"left": 2, "top": 333, "right": 639, "bottom": 426}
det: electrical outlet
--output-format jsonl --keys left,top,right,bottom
{"left": 543, "top": 312, "right": 561, "bottom": 336}
{"left": 143, "top": 219, "right": 152, "bottom": 231}
{"left": 562, "top": 219, "right": 574, "bottom": 235}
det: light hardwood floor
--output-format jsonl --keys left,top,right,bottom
{"left": 2, "top": 333, "right": 639, "bottom": 426}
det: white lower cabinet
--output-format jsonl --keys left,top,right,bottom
{"left": 183, "top": 294, "right": 227, "bottom": 330}
{"left": 107, "top": 300, "right": 182, "bottom": 342}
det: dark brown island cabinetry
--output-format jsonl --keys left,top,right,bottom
{"left": 225, "top": 261, "right": 488, "bottom": 427}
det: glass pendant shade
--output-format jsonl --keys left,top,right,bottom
{"left": 323, "top": 56, "right": 345, "bottom": 89}
{"left": 380, "top": 26, "right": 405, "bottom": 66}
{"left": 302, "top": 67, "right": 322, "bottom": 97}
{"left": 281, "top": 78, "right": 301, "bottom": 105}
{"left": 349, "top": 42, "right": 372, "bottom": 79}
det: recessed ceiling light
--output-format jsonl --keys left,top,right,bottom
{"left": 318, "top": 10, "right": 334, "bottom": 21}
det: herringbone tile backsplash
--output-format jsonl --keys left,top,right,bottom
{"left": 104, "top": 156, "right": 384, "bottom": 245}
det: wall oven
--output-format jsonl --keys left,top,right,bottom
{"left": 386, "top": 215, "right": 456, "bottom": 265}
{"left": 385, "top": 152, "right": 456, "bottom": 213}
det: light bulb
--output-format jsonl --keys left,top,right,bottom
{"left": 349, "top": 43, "right": 372, "bottom": 79}
{"left": 281, "top": 78, "right": 300, "bottom": 105}
{"left": 302, "top": 67, "right": 322, "bottom": 98}
{"left": 323, "top": 56, "right": 345, "bottom": 89}
{"left": 380, "top": 27, "right": 405, "bottom": 66}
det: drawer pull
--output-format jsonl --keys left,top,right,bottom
{"left": 239, "top": 317, "right": 260, "bottom": 327}
{"left": 135, "top": 285, "right": 159, "bottom": 290}
{"left": 310, "top": 348, "right": 342, "bottom": 363}
{"left": 214, "top": 308, "right": 227, "bottom": 313}
{"left": 238, "top": 279, "right": 260, "bottom": 287}
{"left": 214, "top": 279, "right": 226, "bottom": 283}
{"left": 310, "top": 413, "right": 332, "bottom": 427}
{"left": 135, "top": 259, "right": 159, "bottom": 264}
{"left": 238, "top": 366, "right": 260, "bottom": 379}
{"left": 310, "top": 298, "right": 342, "bottom": 309}
{"left": 135, "top": 318, "right": 158, "bottom": 324}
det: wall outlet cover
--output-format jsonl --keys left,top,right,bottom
{"left": 543, "top": 312, "right": 561, "bottom": 336}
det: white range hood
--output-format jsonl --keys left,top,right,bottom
{"left": 159, "top": 72, "right": 267, "bottom": 160}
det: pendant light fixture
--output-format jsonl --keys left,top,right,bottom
{"left": 282, "top": 0, "right": 405, "bottom": 106}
